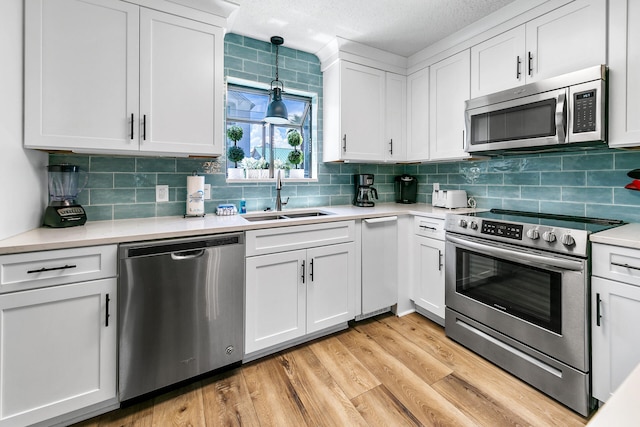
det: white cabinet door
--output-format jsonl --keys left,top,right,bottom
{"left": 245, "top": 250, "right": 306, "bottom": 354}
{"left": 526, "top": 0, "right": 606, "bottom": 83}
{"left": 0, "top": 279, "right": 116, "bottom": 427}
{"left": 429, "top": 50, "right": 470, "bottom": 161}
{"left": 412, "top": 236, "right": 445, "bottom": 325}
{"left": 470, "top": 26, "right": 525, "bottom": 98}
{"left": 592, "top": 277, "right": 640, "bottom": 403}
{"left": 385, "top": 73, "right": 407, "bottom": 161}
{"left": 361, "top": 218, "right": 398, "bottom": 314}
{"left": 608, "top": 0, "right": 640, "bottom": 147}
{"left": 340, "top": 62, "right": 386, "bottom": 161}
{"left": 306, "top": 243, "right": 355, "bottom": 334}
{"left": 406, "top": 67, "right": 430, "bottom": 161}
{"left": 139, "top": 9, "right": 223, "bottom": 155}
{"left": 24, "top": 0, "right": 140, "bottom": 152}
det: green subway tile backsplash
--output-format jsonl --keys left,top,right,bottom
{"left": 47, "top": 34, "right": 640, "bottom": 224}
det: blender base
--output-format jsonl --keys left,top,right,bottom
{"left": 43, "top": 204, "right": 87, "bottom": 228}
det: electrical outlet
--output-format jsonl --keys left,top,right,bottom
{"left": 156, "top": 185, "right": 169, "bottom": 202}
{"left": 203, "top": 184, "right": 211, "bottom": 200}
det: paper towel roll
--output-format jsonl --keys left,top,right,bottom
{"left": 186, "top": 175, "right": 205, "bottom": 216}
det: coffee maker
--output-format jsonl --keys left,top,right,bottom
{"left": 395, "top": 174, "right": 418, "bottom": 203}
{"left": 43, "top": 164, "right": 88, "bottom": 228}
{"left": 354, "top": 174, "right": 378, "bottom": 207}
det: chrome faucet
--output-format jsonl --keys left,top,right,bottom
{"left": 275, "top": 169, "right": 289, "bottom": 211}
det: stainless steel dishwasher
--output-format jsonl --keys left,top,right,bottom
{"left": 118, "top": 233, "right": 244, "bottom": 402}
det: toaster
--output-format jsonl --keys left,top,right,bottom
{"left": 432, "top": 189, "right": 468, "bottom": 209}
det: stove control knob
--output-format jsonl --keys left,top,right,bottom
{"left": 542, "top": 231, "right": 556, "bottom": 243}
{"left": 469, "top": 221, "right": 478, "bottom": 230}
{"left": 526, "top": 229, "right": 540, "bottom": 240}
{"left": 561, "top": 234, "right": 575, "bottom": 247}
{"left": 458, "top": 219, "right": 468, "bottom": 228}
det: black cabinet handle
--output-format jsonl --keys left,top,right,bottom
{"left": 301, "top": 260, "right": 305, "bottom": 284}
{"left": 596, "top": 293, "right": 602, "bottom": 327}
{"left": 528, "top": 51, "right": 533, "bottom": 76}
{"left": 438, "top": 250, "right": 443, "bottom": 271}
{"left": 310, "top": 259, "right": 314, "bottom": 282}
{"left": 105, "top": 293, "right": 111, "bottom": 327}
{"left": 143, "top": 115, "right": 147, "bottom": 141}
{"left": 342, "top": 134, "right": 347, "bottom": 152}
{"left": 130, "top": 113, "right": 134, "bottom": 140}
{"left": 389, "top": 139, "right": 393, "bottom": 155}
{"left": 27, "top": 264, "right": 77, "bottom": 274}
{"left": 516, "top": 55, "right": 521, "bottom": 79}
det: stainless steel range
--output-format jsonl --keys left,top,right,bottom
{"left": 444, "top": 209, "right": 624, "bottom": 416}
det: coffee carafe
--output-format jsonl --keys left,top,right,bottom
{"left": 43, "top": 164, "right": 88, "bottom": 228}
{"left": 354, "top": 174, "right": 378, "bottom": 207}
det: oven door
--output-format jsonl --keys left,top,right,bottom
{"left": 445, "top": 233, "right": 588, "bottom": 371}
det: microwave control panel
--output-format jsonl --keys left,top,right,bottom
{"left": 573, "top": 90, "right": 597, "bottom": 133}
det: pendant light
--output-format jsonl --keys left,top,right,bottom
{"left": 264, "top": 36, "right": 289, "bottom": 124}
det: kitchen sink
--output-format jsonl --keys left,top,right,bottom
{"left": 242, "top": 210, "right": 334, "bottom": 222}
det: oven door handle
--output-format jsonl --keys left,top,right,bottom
{"left": 446, "top": 235, "right": 584, "bottom": 271}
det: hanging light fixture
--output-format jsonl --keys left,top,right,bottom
{"left": 264, "top": 36, "right": 289, "bottom": 124}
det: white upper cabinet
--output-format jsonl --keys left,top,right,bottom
{"left": 406, "top": 67, "right": 430, "bottom": 161}
{"left": 25, "top": 0, "right": 224, "bottom": 157}
{"left": 429, "top": 50, "right": 470, "bottom": 161}
{"left": 25, "top": 0, "right": 140, "bottom": 153}
{"left": 608, "top": 0, "right": 640, "bottom": 147}
{"left": 470, "top": 0, "right": 606, "bottom": 98}
{"left": 470, "top": 26, "right": 525, "bottom": 98}
{"left": 323, "top": 60, "right": 406, "bottom": 162}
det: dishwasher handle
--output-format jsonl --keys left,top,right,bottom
{"left": 171, "top": 249, "right": 205, "bottom": 260}
{"left": 122, "top": 233, "right": 243, "bottom": 258}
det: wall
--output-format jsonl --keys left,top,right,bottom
{"left": 1, "top": 0, "right": 48, "bottom": 240}
{"left": 50, "top": 33, "right": 399, "bottom": 221}
{"left": 48, "top": 33, "right": 640, "bottom": 225}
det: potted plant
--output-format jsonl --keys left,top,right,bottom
{"left": 286, "top": 129, "right": 305, "bottom": 178}
{"left": 227, "top": 125, "right": 245, "bottom": 179}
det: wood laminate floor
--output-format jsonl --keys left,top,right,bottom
{"left": 75, "top": 313, "right": 591, "bottom": 426}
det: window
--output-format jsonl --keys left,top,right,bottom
{"left": 226, "top": 82, "right": 315, "bottom": 180}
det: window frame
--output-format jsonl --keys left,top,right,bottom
{"left": 225, "top": 77, "right": 319, "bottom": 182}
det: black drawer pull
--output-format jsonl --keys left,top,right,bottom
{"left": 596, "top": 293, "right": 602, "bottom": 327}
{"left": 105, "top": 293, "right": 111, "bottom": 327}
{"left": 27, "top": 264, "right": 77, "bottom": 274}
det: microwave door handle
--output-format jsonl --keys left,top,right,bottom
{"left": 556, "top": 92, "right": 567, "bottom": 143}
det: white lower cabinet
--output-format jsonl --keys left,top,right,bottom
{"left": 411, "top": 216, "right": 446, "bottom": 325}
{"left": 0, "top": 246, "right": 118, "bottom": 427}
{"left": 244, "top": 222, "right": 356, "bottom": 357}
{"left": 591, "top": 243, "right": 640, "bottom": 403}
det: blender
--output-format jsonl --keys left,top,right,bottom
{"left": 43, "top": 164, "right": 88, "bottom": 227}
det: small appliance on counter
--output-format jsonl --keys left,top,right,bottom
{"left": 432, "top": 183, "right": 467, "bottom": 209}
{"left": 354, "top": 174, "right": 378, "bottom": 207}
{"left": 394, "top": 174, "right": 417, "bottom": 203}
{"left": 43, "top": 164, "right": 87, "bottom": 228}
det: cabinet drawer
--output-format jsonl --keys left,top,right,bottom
{"left": 246, "top": 221, "right": 355, "bottom": 257}
{"left": 414, "top": 216, "right": 445, "bottom": 240}
{"left": 593, "top": 243, "right": 640, "bottom": 286}
{"left": 0, "top": 245, "right": 117, "bottom": 293}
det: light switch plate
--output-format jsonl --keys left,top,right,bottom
{"left": 156, "top": 185, "right": 169, "bottom": 202}
{"left": 204, "top": 184, "right": 211, "bottom": 200}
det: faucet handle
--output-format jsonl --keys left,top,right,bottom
{"left": 282, "top": 197, "right": 290, "bottom": 207}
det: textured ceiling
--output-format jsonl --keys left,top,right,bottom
{"left": 225, "top": 0, "right": 517, "bottom": 57}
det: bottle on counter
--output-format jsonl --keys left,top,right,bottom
{"left": 240, "top": 198, "right": 246, "bottom": 214}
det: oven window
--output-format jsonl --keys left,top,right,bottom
{"left": 470, "top": 98, "right": 557, "bottom": 145}
{"left": 455, "top": 247, "right": 561, "bottom": 333}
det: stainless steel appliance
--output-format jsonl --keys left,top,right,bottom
{"left": 445, "top": 209, "right": 624, "bottom": 416}
{"left": 394, "top": 174, "right": 417, "bottom": 204}
{"left": 43, "top": 164, "right": 87, "bottom": 228}
{"left": 354, "top": 174, "right": 378, "bottom": 207}
{"left": 118, "top": 233, "right": 245, "bottom": 402}
{"left": 465, "top": 65, "right": 606, "bottom": 154}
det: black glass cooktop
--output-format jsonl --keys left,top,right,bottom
{"left": 468, "top": 209, "right": 626, "bottom": 233}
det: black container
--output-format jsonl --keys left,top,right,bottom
{"left": 395, "top": 174, "right": 417, "bottom": 203}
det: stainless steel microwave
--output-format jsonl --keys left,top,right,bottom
{"left": 465, "top": 65, "right": 607, "bottom": 154}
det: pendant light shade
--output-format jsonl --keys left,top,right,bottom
{"left": 264, "top": 36, "right": 289, "bottom": 124}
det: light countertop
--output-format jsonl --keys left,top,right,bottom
{"left": 0, "top": 203, "right": 477, "bottom": 255}
{"left": 590, "top": 223, "right": 640, "bottom": 249}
